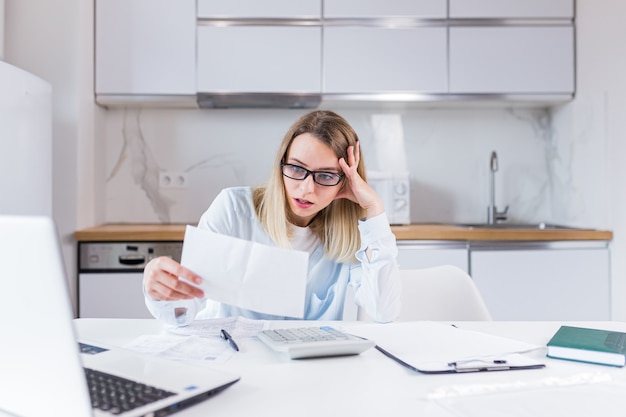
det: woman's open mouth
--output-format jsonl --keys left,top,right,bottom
{"left": 294, "top": 198, "right": 313, "bottom": 209}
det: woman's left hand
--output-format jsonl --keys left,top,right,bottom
{"left": 336, "top": 142, "right": 385, "bottom": 219}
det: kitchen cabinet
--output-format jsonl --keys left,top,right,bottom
{"left": 95, "top": 0, "right": 196, "bottom": 99}
{"left": 197, "top": 0, "right": 320, "bottom": 18}
{"left": 195, "top": 0, "right": 322, "bottom": 108}
{"left": 323, "top": 27, "right": 447, "bottom": 94}
{"left": 449, "top": 0, "right": 573, "bottom": 18}
{"left": 397, "top": 242, "right": 469, "bottom": 273}
{"left": 94, "top": 0, "right": 576, "bottom": 107}
{"left": 196, "top": 26, "right": 321, "bottom": 94}
{"left": 448, "top": 0, "right": 574, "bottom": 96}
{"left": 449, "top": 26, "right": 574, "bottom": 94}
{"left": 322, "top": 0, "right": 447, "bottom": 96}
{"left": 323, "top": 0, "right": 446, "bottom": 18}
{"left": 470, "top": 242, "right": 611, "bottom": 321}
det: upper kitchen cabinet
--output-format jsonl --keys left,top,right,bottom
{"left": 94, "top": 0, "right": 576, "bottom": 108}
{"left": 449, "top": 26, "right": 574, "bottom": 95}
{"left": 449, "top": 0, "right": 574, "bottom": 19}
{"left": 323, "top": 27, "right": 447, "bottom": 95}
{"left": 95, "top": 0, "right": 196, "bottom": 107}
{"left": 323, "top": 0, "right": 446, "bottom": 18}
{"left": 322, "top": 0, "right": 448, "bottom": 98}
{"left": 448, "top": 0, "right": 575, "bottom": 98}
{"left": 197, "top": 0, "right": 320, "bottom": 19}
{"left": 196, "top": 0, "right": 322, "bottom": 108}
{"left": 196, "top": 27, "right": 321, "bottom": 99}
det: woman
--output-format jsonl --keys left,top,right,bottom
{"left": 143, "top": 110, "right": 401, "bottom": 325}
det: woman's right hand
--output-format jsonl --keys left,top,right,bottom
{"left": 143, "top": 256, "right": 205, "bottom": 301}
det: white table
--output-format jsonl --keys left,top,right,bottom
{"left": 74, "top": 319, "right": 626, "bottom": 417}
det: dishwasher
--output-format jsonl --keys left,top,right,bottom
{"left": 78, "top": 241, "right": 183, "bottom": 318}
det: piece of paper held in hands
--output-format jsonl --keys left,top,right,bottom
{"left": 180, "top": 225, "right": 308, "bottom": 318}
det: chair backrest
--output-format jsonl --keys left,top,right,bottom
{"left": 359, "top": 265, "right": 492, "bottom": 321}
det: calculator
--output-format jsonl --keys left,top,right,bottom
{"left": 257, "top": 326, "right": 375, "bottom": 359}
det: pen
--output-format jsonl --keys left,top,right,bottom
{"left": 220, "top": 329, "right": 240, "bottom": 352}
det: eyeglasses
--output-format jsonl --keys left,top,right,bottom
{"left": 280, "top": 163, "right": 344, "bottom": 187}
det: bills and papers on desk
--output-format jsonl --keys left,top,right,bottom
{"left": 123, "top": 333, "right": 235, "bottom": 362}
{"left": 180, "top": 225, "right": 308, "bottom": 318}
{"left": 123, "top": 317, "right": 267, "bottom": 363}
{"left": 168, "top": 316, "right": 268, "bottom": 338}
{"left": 346, "top": 321, "right": 546, "bottom": 374}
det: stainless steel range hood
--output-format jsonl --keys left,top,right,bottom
{"left": 95, "top": 92, "right": 573, "bottom": 110}
{"left": 196, "top": 92, "right": 321, "bottom": 109}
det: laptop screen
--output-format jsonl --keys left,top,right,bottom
{"left": 0, "top": 215, "right": 93, "bottom": 417}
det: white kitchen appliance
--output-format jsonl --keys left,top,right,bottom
{"left": 78, "top": 241, "right": 183, "bottom": 318}
{"left": 368, "top": 171, "right": 411, "bottom": 225}
{"left": 0, "top": 60, "right": 52, "bottom": 216}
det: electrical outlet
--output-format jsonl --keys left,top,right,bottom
{"left": 159, "top": 171, "right": 189, "bottom": 189}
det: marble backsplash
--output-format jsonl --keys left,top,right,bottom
{"left": 101, "top": 96, "right": 608, "bottom": 229}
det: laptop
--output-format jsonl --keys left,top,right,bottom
{"left": 0, "top": 215, "right": 240, "bottom": 417}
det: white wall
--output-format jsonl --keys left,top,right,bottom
{"left": 576, "top": 0, "right": 626, "bottom": 321}
{"left": 4, "top": 0, "right": 625, "bottom": 320}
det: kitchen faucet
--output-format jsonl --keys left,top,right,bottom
{"left": 487, "top": 151, "right": 508, "bottom": 224}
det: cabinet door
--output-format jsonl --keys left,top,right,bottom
{"left": 95, "top": 0, "right": 196, "bottom": 95}
{"left": 470, "top": 247, "right": 610, "bottom": 321}
{"left": 449, "top": 26, "right": 574, "bottom": 94}
{"left": 397, "top": 243, "right": 469, "bottom": 273}
{"left": 449, "top": 0, "right": 574, "bottom": 19}
{"left": 324, "top": 0, "right": 446, "bottom": 18}
{"left": 198, "top": 0, "right": 320, "bottom": 19}
{"left": 79, "top": 272, "right": 153, "bottom": 319}
{"left": 197, "top": 26, "right": 321, "bottom": 93}
{"left": 323, "top": 27, "right": 447, "bottom": 94}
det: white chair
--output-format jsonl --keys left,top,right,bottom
{"left": 359, "top": 265, "right": 492, "bottom": 321}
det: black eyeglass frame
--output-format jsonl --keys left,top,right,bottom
{"left": 280, "top": 163, "right": 345, "bottom": 187}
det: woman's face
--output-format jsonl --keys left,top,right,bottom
{"left": 283, "top": 133, "right": 343, "bottom": 227}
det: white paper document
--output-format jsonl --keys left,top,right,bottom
{"left": 180, "top": 225, "right": 308, "bottom": 318}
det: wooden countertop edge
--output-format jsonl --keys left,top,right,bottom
{"left": 74, "top": 224, "right": 187, "bottom": 242}
{"left": 74, "top": 224, "right": 613, "bottom": 242}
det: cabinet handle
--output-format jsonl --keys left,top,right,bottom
{"left": 118, "top": 255, "right": 146, "bottom": 266}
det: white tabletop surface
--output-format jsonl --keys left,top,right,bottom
{"left": 74, "top": 319, "right": 626, "bottom": 417}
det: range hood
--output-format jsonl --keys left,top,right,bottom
{"left": 95, "top": 92, "right": 574, "bottom": 110}
{"left": 195, "top": 92, "right": 573, "bottom": 109}
{"left": 196, "top": 92, "right": 321, "bottom": 109}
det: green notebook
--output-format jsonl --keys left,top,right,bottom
{"left": 546, "top": 326, "right": 626, "bottom": 367}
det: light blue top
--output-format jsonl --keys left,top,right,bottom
{"left": 144, "top": 186, "right": 401, "bottom": 325}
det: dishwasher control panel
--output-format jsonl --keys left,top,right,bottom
{"left": 79, "top": 241, "right": 183, "bottom": 271}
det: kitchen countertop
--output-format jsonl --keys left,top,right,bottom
{"left": 74, "top": 223, "right": 613, "bottom": 242}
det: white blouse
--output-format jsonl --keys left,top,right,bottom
{"left": 144, "top": 186, "right": 401, "bottom": 326}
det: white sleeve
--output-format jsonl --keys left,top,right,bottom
{"left": 143, "top": 290, "right": 202, "bottom": 327}
{"left": 352, "top": 212, "right": 402, "bottom": 323}
{"left": 143, "top": 189, "right": 238, "bottom": 326}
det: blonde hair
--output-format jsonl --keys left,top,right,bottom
{"left": 253, "top": 110, "right": 366, "bottom": 263}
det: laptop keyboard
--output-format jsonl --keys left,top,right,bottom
{"left": 85, "top": 368, "right": 176, "bottom": 415}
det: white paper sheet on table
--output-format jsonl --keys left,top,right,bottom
{"left": 180, "top": 225, "right": 308, "bottom": 318}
